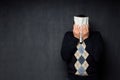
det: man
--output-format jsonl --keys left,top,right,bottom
{"left": 61, "top": 15, "right": 104, "bottom": 80}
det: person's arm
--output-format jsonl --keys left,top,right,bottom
{"left": 61, "top": 31, "right": 79, "bottom": 63}
{"left": 92, "top": 31, "right": 104, "bottom": 63}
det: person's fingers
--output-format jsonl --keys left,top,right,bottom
{"left": 85, "top": 24, "right": 89, "bottom": 32}
{"left": 81, "top": 25, "right": 85, "bottom": 34}
{"left": 78, "top": 27, "right": 80, "bottom": 31}
{"left": 84, "top": 25, "right": 87, "bottom": 32}
{"left": 73, "top": 24, "right": 88, "bottom": 34}
{"left": 73, "top": 24, "right": 75, "bottom": 30}
{"left": 76, "top": 26, "right": 80, "bottom": 34}
{"left": 73, "top": 24, "right": 78, "bottom": 34}
{"left": 78, "top": 25, "right": 81, "bottom": 32}
{"left": 73, "top": 24, "right": 76, "bottom": 32}
{"left": 78, "top": 26, "right": 81, "bottom": 33}
{"left": 74, "top": 25, "right": 78, "bottom": 30}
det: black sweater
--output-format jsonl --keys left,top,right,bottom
{"left": 61, "top": 31, "right": 104, "bottom": 79}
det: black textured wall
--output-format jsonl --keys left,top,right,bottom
{"left": 0, "top": 0, "right": 120, "bottom": 80}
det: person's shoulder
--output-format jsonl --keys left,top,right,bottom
{"left": 90, "top": 31, "right": 103, "bottom": 41}
{"left": 91, "top": 31, "right": 102, "bottom": 37}
{"left": 64, "top": 31, "right": 73, "bottom": 36}
{"left": 65, "top": 31, "right": 72, "bottom": 34}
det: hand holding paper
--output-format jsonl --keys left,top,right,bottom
{"left": 73, "top": 16, "right": 89, "bottom": 43}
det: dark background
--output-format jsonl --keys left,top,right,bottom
{"left": 0, "top": 0, "right": 120, "bottom": 80}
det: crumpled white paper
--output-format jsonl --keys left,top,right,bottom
{"left": 74, "top": 16, "right": 89, "bottom": 26}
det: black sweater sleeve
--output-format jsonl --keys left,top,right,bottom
{"left": 61, "top": 31, "right": 79, "bottom": 63}
{"left": 91, "top": 31, "right": 104, "bottom": 63}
